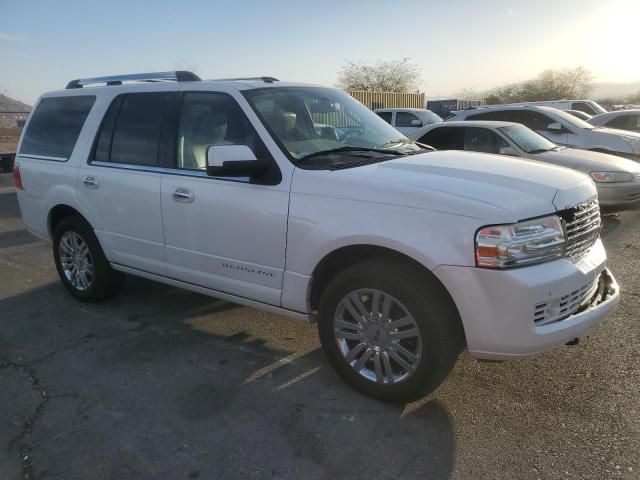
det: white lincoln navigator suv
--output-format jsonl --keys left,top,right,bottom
{"left": 14, "top": 72, "right": 620, "bottom": 402}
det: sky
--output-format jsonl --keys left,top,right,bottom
{"left": 1, "top": 0, "right": 640, "bottom": 105}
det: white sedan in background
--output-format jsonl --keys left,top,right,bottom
{"left": 410, "top": 121, "right": 640, "bottom": 210}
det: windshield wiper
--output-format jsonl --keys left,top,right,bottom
{"left": 381, "top": 139, "right": 413, "bottom": 147}
{"left": 298, "top": 146, "right": 402, "bottom": 162}
{"left": 528, "top": 148, "right": 552, "bottom": 154}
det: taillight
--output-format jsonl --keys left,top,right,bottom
{"left": 13, "top": 163, "right": 24, "bottom": 190}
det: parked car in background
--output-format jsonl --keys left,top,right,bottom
{"left": 447, "top": 105, "right": 640, "bottom": 160}
{"left": 426, "top": 99, "right": 485, "bottom": 118}
{"left": 589, "top": 109, "right": 640, "bottom": 133}
{"left": 500, "top": 100, "right": 607, "bottom": 116}
{"left": 566, "top": 109, "right": 593, "bottom": 121}
{"left": 410, "top": 121, "right": 640, "bottom": 210}
{"left": 374, "top": 108, "right": 442, "bottom": 135}
{"left": 13, "top": 71, "right": 620, "bottom": 402}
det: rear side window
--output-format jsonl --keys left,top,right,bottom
{"left": 467, "top": 110, "right": 509, "bottom": 121}
{"left": 94, "top": 92, "right": 171, "bottom": 166}
{"left": 418, "top": 127, "right": 464, "bottom": 149}
{"left": 20, "top": 96, "right": 95, "bottom": 160}
{"left": 376, "top": 111, "right": 392, "bottom": 124}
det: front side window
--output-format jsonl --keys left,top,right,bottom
{"left": 395, "top": 112, "right": 422, "bottom": 128}
{"left": 177, "top": 93, "right": 261, "bottom": 170}
{"left": 94, "top": 92, "right": 171, "bottom": 166}
{"left": 20, "top": 95, "right": 95, "bottom": 160}
{"left": 508, "top": 110, "right": 554, "bottom": 131}
{"left": 543, "top": 108, "right": 594, "bottom": 130}
{"left": 499, "top": 124, "right": 556, "bottom": 153}
{"left": 463, "top": 127, "right": 509, "bottom": 154}
{"left": 243, "top": 87, "right": 420, "bottom": 162}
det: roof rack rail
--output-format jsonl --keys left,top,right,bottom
{"left": 209, "top": 76, "right": 279, "bottom": 83}
{"left": 65, "top": 71, "right": 201, "bottom": 89}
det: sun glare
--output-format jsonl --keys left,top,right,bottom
{"left": 587, "top": 0, "right": 640, "bottom": 81}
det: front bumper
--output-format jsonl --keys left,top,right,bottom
{"left": 597, "top": 182, "right": 640, "bottom": 209}
{"left": 433, "top": 239, "right": 619, "bottom": 360}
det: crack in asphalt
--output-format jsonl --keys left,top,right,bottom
{"left": 1, "top": 360, "right": 48, "bottom": 480}
{"left": 0, "top": 319, "right": 153, "bottom": 480}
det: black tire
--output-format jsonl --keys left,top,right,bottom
{"left": 53, "top": 215, "right": 124, "bottom": 302}
{"left": 318, "top": 257, "right": 465, "bottom": 403}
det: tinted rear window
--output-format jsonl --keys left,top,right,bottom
{"left": 20, "top": 96, "right": 95, "bottom": 159}
{"left": 111, "top": 93, "right": 171, "bottom": 166}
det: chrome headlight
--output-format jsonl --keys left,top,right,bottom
{"left": 476, "top": 215, "right": 565, "bottom": 268}
{"left": 590, "top": 171, "right": 635, "bottom": 183}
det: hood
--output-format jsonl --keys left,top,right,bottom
{"left": 534, "top": 147, "right": 640, "bottom": 173}
{"left": 292, "top": 151, "right": 597, "bottom": 223}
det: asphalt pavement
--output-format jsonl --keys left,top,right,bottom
{"left": 1, "top": 173, "right": 639, "bottom": 480}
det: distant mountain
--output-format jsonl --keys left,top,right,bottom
{"left": 0, "top": 94, "right": 31, "bottom": 112}
{"left": 590, "top": 81, "right": 640, "bottom": 100}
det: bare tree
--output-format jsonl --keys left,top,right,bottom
{"left": 337, "top": 58, "right": 421, "bottom": 92}
{"left": 487, "top": 67, "right": 594, "bottom": 104}
{"left": 455, "top": 88, "right": 480, "bottom": 100}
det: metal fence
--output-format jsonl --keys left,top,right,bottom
{"left": 346, "top": 91, "right": 425, "bottom": 110}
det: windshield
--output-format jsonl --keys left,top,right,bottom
{"left": 589, "top": 101, "right": 607, "bottom": 115}
{"left": 499, "top": 124, "right": 557, "bottom": 153}
{"left": 415, "top": 110, "right": 443, "bottom": 125}
{"left": 243, "top": 87, "right": 421, "bottom": 161}
{"left": 547, "top": 108, "right": 595, "bottom": 129}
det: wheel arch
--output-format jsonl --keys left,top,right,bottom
{"left": 307, "top": 243, "right": 456, "bottom": 317}
{"left": 48, "top": 204, "right": 92, "bottom": 239}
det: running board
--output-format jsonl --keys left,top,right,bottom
{"left": 110, "top": 263, "right": 310, "bottom": 322}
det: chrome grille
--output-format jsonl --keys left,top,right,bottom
{"left": 562, "top": 200, "right": 601, "bottom": 262}
{"left": 534, "top": 275, "right": 601, "bottom": 326}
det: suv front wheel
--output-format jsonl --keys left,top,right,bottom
{"left": 318, "top": 258, "right": 464, "bottom": 403}
{"left": 53, "top": 215, "right": 123, "bottom": 301}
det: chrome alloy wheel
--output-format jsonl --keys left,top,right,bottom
{"left": 333, "top": 289, "right": 422, "bottom": 385}
{"left": 58, "top": 231, "right": 94, "bottom": 291}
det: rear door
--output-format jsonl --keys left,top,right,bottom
{"left": 77, "top": 92, "right": 175, "bottom": 275}
{"left": 159, "top": 91, "right": 289, "bottom": 306}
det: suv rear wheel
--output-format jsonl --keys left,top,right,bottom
{"left": 318, "top": 258, "right": 464, "bottom": 402}
{"left": 53, "top": 215, "right": 123, "bottom": 301}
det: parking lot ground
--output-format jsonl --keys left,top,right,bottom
{"left": 1, "top": 174, "right": 639, "bottom": 480}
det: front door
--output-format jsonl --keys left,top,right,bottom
{"left": 160, "top": 92, "right": 289, "bottom": 306}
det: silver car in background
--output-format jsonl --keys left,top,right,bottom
{"left": 446, "top": 105, "right": 640, "bottom": 161}
{"left": 589, "top": 109, "right": 640, "bottom": 133}
{"left": 410, "top": 121, "right": 640, "bottom": 210}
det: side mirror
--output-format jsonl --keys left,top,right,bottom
{"left": 206, "top": 145, "right": 268, "bottom": 177}
{"left": 498, "top": 146, "right": 519, "bottom": 156}
{"left": 547, "top": 122, "right": 563, "bottom": 132}
{"left": 410, "top": 119, "right": 422, "bottom": 127}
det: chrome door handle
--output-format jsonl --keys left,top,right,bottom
{"left": 173, "top": 187, "right": 194, "bottom": 203}
{"left": 82, "top": 175, "right": 98, "bottom": 188}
